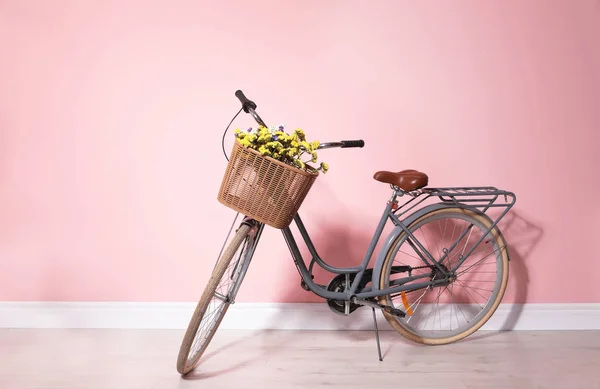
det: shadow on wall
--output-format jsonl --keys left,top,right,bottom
{"left": 496, "top": 209, "right": 544, "bottom": 330}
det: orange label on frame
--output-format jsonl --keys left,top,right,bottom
{"left": 401, "top": 292, "right": 413, "bottom": 316}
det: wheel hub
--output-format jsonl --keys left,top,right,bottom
{"left": 430, "top": 262, "right": 456, "bottom": 286}
{"left": 431, "top": 263, "right": 449, "bottom": 280}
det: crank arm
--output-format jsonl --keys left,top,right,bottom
{"left": 352, "top": 298, "right": 406, "bottom": 318}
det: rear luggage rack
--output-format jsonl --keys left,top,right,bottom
{"left": 393, "top": 185, "right": 516, "bottom": 221}
{"left": 424, "top": 186, "right": 515, "bottom": 207}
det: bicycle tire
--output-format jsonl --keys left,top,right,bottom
{"left": 176, "top": 223, "right": 254, "bottom": 374}
{"left": 378, "top": 207, "right": 509, "bottom": 345}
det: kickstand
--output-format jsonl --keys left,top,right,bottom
{"left": 372, "top": 307, "right": 383, "bottom": 361}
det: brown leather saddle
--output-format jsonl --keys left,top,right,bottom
{"left": 373, "top": 169, "right": 428, "bottom": 191}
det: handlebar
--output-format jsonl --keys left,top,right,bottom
{"left": 234, "top": 89, "right": 365, "bottom": 150}
{"left": 317, "top": 140, "right": 365, "bottom": 150}
{"left": 235, "top": 89, "right": 267, "bottom": 128}
{"left": 341, "top": 140, "right": 365, "bottom": 148}
{"left": 235, "top": 90, "right": 257, "bottom": 113}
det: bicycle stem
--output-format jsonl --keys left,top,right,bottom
{"left": 247, "top": 107, "right": 268, "bottom": 128}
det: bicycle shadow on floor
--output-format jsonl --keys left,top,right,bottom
{"left": 180, "top": 329, "right": 306, "bottom": 380}
{"left": 179, "top": 215, "right": 368, "bottom": 380}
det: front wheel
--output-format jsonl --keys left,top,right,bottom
{"left": 176, "top": 221, "right": 259, "bottom": 374}
{"left": 378, "top": 207, "right": 509, "bottom": 345}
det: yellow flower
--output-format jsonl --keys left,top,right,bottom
{"left": 258, "top": 145, "right": 271, "bottom": 156}
{"left": 293, "top": 159, "right": 305, "bottom": 169}
{"left": 311, "top": 140, "right": 320, "bottom": 149}
{"left": 258, "top": 133, "right": 272, "bottom": 143}
{"left": 266, "top": 141, "right": 283, "bottom": 150}
{"left": 300, "top": 141, "right": 312, "bottom": 152}
{"left": 320, "top": 162, "right": 329, "bottom": 173}
{"left": 277, "top": 133, "right": 289, "bottom": 143}
{"left": 294, "top": 128, "right": 306, "bottom": 141}
{"left": 311, "top": 152, "right": 317, "bottom": 163}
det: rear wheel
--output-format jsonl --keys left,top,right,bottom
{"left": 378, "top": 207, "right": 509, "bottom": 345}
{"left": 176, "top": 221, "right": 258, "bottom": 374}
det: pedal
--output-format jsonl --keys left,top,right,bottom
{"left": 383, "top": 306, "right": 406, "bottom": 318}
{"left": 300, "top": 275, "right": 314, "bottom": 291}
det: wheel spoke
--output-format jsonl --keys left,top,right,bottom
{"left": 456, "top": 246, "right": 504, "bottom": 276}
{"left": 398, "top": 249, "right": 425, "bottom": 262}
{"left": 455, "top": 280, "right": 485, "bottom": 309}
{"left": 448, "top": 282, "right": 471, "bottom": 324}
{"left": 435, "top": 286, "right": 449, "bottom": 331}
{"left": 405, "top": 287, "right": 428, "bottom": 324}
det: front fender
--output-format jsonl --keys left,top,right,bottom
{"left": 370, "top": 203, "right": 502, "bottom": 292}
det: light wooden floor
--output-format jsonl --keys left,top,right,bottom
{"left": 1, "top": 329, "right": 598, "bottom": 389}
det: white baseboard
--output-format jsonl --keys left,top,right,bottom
{"left": 1, "top": 302, "right": 599, "bottom": 330}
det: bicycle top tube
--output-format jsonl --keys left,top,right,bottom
{"left": 234, "top": 89, "right": 366, "bottom": 151}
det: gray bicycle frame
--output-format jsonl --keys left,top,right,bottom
{"left": 276, "top": 185, "right": 516, "bottom": 303}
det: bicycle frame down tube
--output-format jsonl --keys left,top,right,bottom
{"left": 293, "top": 215, "right": 362, "bottom": 274}
{"left": 281, "top": 191, "right": 403, "bottom": 300}
{"left": 281, "top": 225, "right": 343, "bottom": 300}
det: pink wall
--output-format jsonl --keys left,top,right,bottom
{"left": 1, "top": 0, "right": 599, "bottom": 304}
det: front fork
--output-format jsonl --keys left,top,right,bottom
{"left": 227, "top": 217, "right": 265, "bottom": 303}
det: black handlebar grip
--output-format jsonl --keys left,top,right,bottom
{"left": 235, "top": 90, "right": 257, "bottom": 113}
{"left": 341, "top": 140, "right": 365, "bottom": 148}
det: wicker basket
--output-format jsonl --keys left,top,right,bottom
{"left": 217, "top": 139, "right": 319, "bottom": 229}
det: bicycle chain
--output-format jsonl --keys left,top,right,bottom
{"left": 393, "top": 265, "right": 435, "bottom": 297}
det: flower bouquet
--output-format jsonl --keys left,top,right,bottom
{"left": 233, "top": 125, "right": 328, "bottom": 174}
{"left": 217, "top": 125, "right": 324, "bottom": 229}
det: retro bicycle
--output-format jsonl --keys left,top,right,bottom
{"left": 176, "top": 90, "right": 516, "bottom": 375}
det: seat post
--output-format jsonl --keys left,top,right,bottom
{"left": 387, "top": 185, "right": 403, "bottom": 210}
{"left": 390, "top": 184, "right": 406, "bottom": 197}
